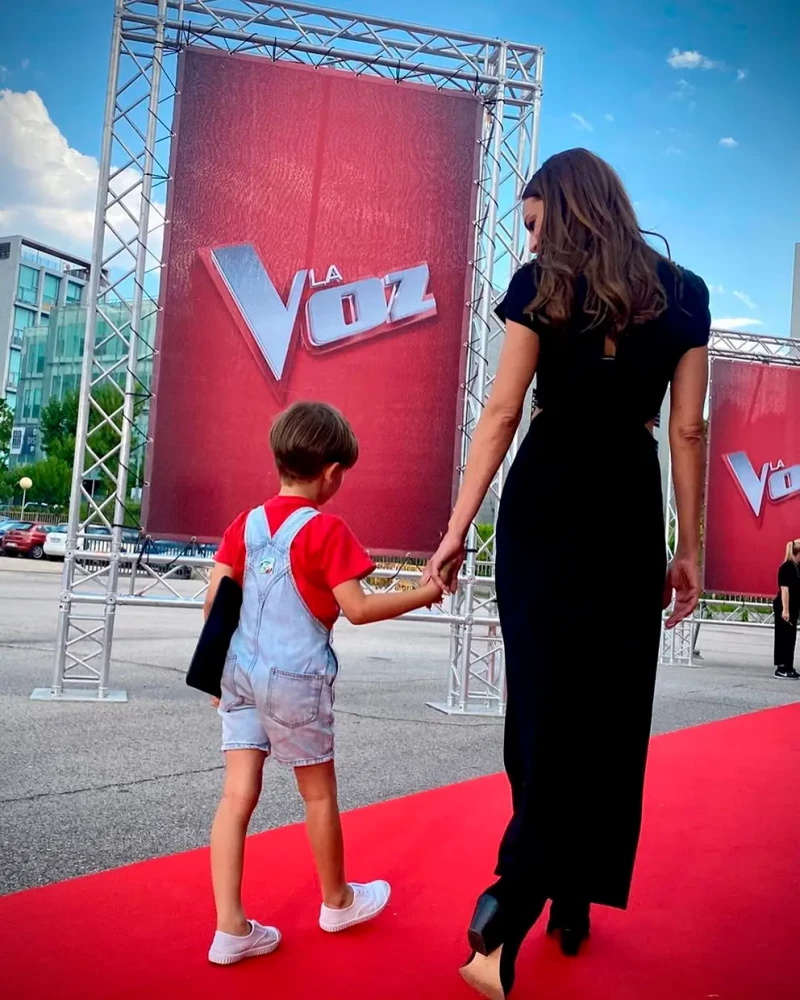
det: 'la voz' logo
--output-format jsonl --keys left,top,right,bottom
{"left": 725, "top": 452, "right": 800, "bottom": 517}
{"left": 204, "top": 244, "right": 437, "bottom": 385}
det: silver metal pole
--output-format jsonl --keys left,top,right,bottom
{"left": 98, "top": 0, "right": 167, "bottom": 697}
{"left": 47, "top": 1, "right": 125, "bottom": 699}
{"left": 457, "top": 42, "right": 508, "bottom": 714}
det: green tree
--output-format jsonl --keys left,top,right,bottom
{"left": 40, "top": 383, "right": 146, "bottom": 498}
{"left": 40, "top": 391, "right": 80, "bottom": 464}
{"left": 0, "top": 399, "right": 13, "bottom": 469}
{"left": 0, "top": 457, "right": 72, "bottom": 507}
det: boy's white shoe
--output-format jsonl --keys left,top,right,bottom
{"left": 319, "top": 880, "right": 391, "bottom": 933}
{"left": 208, "top": 920, "right": 281, "bottom": 965}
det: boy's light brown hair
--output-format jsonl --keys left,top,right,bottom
{"left": 270, "top": 402, "right": 359, "bottom": 482}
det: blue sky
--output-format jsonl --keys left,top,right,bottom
{"left": 1, "top": 0, "right": 798, "bottom": 334}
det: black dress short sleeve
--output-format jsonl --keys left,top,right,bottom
{"left": 779, "top": 562, "right": 794, "bottom": 590}
{"left": 676, "top": 269, "right": 711, "bottom": 350}
{"left": 495, "top": 264, "right": 538, "bottom": 331}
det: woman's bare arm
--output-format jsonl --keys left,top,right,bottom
{"left": 447, "top": 321, "right": 540, "bottom": 538}
{"left": 669, "top": 346, "right": 708, "bottom": 558}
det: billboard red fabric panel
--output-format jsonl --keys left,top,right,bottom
{"left": 144, "top": 49, "right": 480, "bottom": 552}
{"left": 705, "top": 359, "right": 800, "bottom": 597}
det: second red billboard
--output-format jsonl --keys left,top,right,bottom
{"left": 705, "top": 358, "right": 800, "bottom": 597}
{"left": 145, "top": 48, "right": 481, "bottom": 552}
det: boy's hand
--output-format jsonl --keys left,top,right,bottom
{"left": 419, "top": 576, "right": 445, "bottom": 609}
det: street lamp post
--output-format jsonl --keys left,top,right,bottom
{"left": 19, "top": 476, "right": 33, "bottom": 519}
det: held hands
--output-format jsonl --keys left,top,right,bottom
{"left": 422, "top": 530, "right": 467, "bottom": 595}
{"left": 663, "top": 553, "right": 700, "bottom": 629}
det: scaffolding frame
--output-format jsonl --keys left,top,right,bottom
{"left": 34, "top": 0, "right": 544, "bottom": 710}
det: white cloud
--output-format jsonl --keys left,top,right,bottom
{"left": 0, "top": 88, "right": 164, "bottom": 265}
{"left": 711, "top": 317, "right": 764, "bottom": 330}
{"left": 733, "top": 290, "right": 757, "bottom": 310}
{"left": 0, "top": 67, "right": 8, "bottom": 81}
{"left": 570, "top": 112, "right": 593, "bottom": 131}
{"left": 665, "top": 146, "right": 683, "bottom": 156}
{"left": 708, "top": 284, "right": 725, "bottom": 295}
{"left": 21, "top": 59, "right": 30, "bottom": 71}
{"left": 719, "top": 136, "right": 738, "bottom": 147}
{"left": 604, "top": 114, "right": 615, "bottom": 122}
{"left": 736, "top": 68, "right": 748, "bottom": 81}
{"left": 667, "top": 48, "right": 722, "bottom": 70}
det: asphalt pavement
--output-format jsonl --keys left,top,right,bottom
{"left": 1, "top": 560, "right": 797, "bottom": 895}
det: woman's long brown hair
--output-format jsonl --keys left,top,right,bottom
{"left": 523, "top": 148, "right": 680, "bottom": 335}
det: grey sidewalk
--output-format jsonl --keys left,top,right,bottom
{"left": 1, "top": 565, "right": 797, "bottom": 895}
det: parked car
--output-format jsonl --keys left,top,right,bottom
{"left": 42, "top": 525, "right": 72, "bottom": 560}
{"left": 43, "top": 525, "right": 141, "bottom": 561}
{"left": 0, "top": 520, "right": 34, "bottom": 542}
{"left": 1, "top": 524, "right": 58, "bottom": 560}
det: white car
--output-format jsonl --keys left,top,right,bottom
{"left": 43, "top": 525, "right": 71, "bottom": 560}
{"left": 43, "top": 526, "right": 140, "bottom": 561}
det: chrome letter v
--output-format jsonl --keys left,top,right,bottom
{"left": 210, "top": 245, "right": 306, "bottom": 380}
{"left": 724, "top": 452, "right": 770, "bottom": 517}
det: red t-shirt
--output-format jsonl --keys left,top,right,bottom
{"left": 215, "top": 496, "right": 375, "bottom": 630}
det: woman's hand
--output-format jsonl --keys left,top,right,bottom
{"left": 423, "top": 530, "right": 467, "bottom": 594}
{"left": 782, "top": 608, "right": 791, "bottom": 624}
{"left": 663, "top": 554, "right": 700, "bottom": 629}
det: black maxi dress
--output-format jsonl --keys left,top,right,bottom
{"left": 493, "top": 261, "right": 710, "bottom": 909}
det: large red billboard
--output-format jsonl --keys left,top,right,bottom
{"left": 144, "top": 49, "right": 481, "bottom": 552}
{"left": 705, "top": 359, "right": 800, "bottom": 597}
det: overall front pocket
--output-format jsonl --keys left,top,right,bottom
{"left": 265, "top": 669, "right": 324, "bottom": 728}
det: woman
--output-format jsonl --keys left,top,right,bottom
{"left": 426, "top": 148, "right": 709, "bottom": 998}
{"left": 773, "top": 541, "right": 800, "bottom": 679}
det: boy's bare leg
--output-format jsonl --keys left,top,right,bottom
{"left": 211, "top": 749, "right": 266, "bottom": 934}
{"left": 295, "top": 761, "right": 353, "bottom": 909}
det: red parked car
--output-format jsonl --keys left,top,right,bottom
{"left": 1, "top": 523, "right": 57, "bottom": 560}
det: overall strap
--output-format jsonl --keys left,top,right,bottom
{"left": 244, "top": 505, "right": 271, "bottom": 549}
{"left": 270, "top": 506, "right": 319, "bottom": 553}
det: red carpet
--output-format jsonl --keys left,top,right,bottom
{"left": 2, "top": 704, "right": 799, "bottom": 999}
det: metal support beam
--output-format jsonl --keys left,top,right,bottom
{"left": 40, "top": 1, "right": 545, "bottom": 709}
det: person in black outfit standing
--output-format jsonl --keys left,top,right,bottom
{"left": 774, "top": 540, "right": 800, "bottom": 679}
{"left": 425, "top": 148, "right": 709, "bottom": 999}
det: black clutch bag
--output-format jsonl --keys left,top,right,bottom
{"left": 187, "top": 575, "right": 243, "bottom": 698}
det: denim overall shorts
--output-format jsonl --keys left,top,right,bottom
{"left": 218, "top": 505, "right": 338, "bottom": 766}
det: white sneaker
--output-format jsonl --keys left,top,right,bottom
{"left": 319, "top": 880, "right": 392, "bottom": 933}
{"left": 208, "top": 920, "right": 281, "bottom": 965}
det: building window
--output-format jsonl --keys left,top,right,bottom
{"left": 42, "top": 273, "right": 61, "bottom": 306}
{"left": 35, "top": 340, "right": 47, "bottom": 375}
{"left": 17, "top": 264, "right": 40, "bottom": 305}
{"left": 22, "top": 386, "right": 44, "bottom": 421}
{"left": 12, "top": 306, "right": 36, "bottom": 347}
{"left": 5, "top": 391, "right": 17, "bottom": 414}
{"left": 0, "top": 242, "right": 11, "bottom": 260}
{"left": 66, "top": 281, "right": 82, "bottom": 305}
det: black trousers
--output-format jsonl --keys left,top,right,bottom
{"left": 773, "top": 603, "right": 797, "bottom": 669}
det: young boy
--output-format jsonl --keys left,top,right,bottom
{"left": 205, "top": 401, "right": 443, "bottom": 965}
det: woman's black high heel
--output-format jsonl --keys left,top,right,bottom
{"left": 460, "top": 889, "right": 545, "bottom": 999}
{"left": 546, "top": 899, "right": 591, "bottom": 957}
